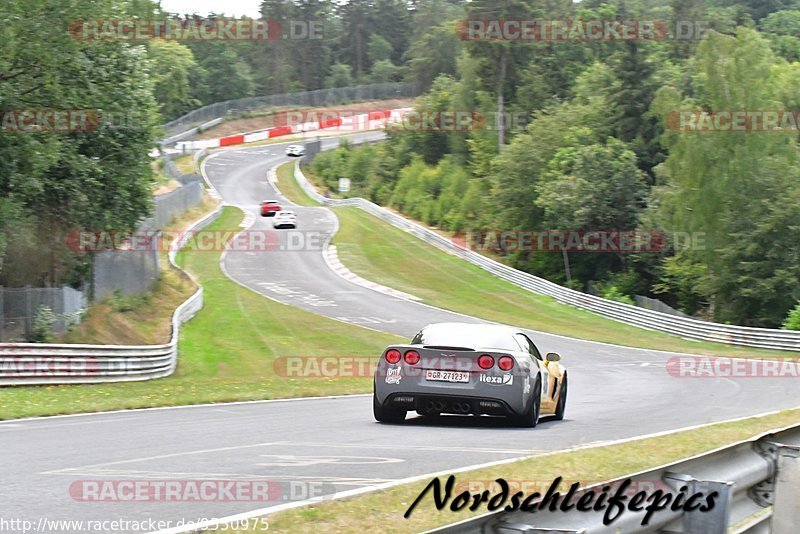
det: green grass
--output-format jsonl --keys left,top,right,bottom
{"left": 276, "top": 161, "right": 318, "bottom": 207}
{"left": 173, "top": 154, "right": 196, "bottom": 175}
{"left": 326, "top": 207, "right": 792, "bottom": 358}
{"left": 230, "top": 407, "right": 800, "bottom": 533}
{"left": 0, "top": 207, "right": 401, "bottom": 421}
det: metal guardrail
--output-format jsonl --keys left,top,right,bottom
{"left": 293, "top": 161, "right": 800, "bottom": 353}
{"left": 0, "top": 204, "right": 223, "bottom": 385}
{"left": 162, "top": 82, "right": 419, "bottom": 138}
{"left": 425, "top": 422, "right": 800, "bottom": 533}
{"left": 162, "top": 117, "right": 224, "bottom": 147}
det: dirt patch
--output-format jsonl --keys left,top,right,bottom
{"left": 195, "top": 98, "right": 414, "bottom": 140}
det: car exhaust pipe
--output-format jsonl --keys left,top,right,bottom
{"left": 452, "top": 402, "right": 470, "bottom": 413}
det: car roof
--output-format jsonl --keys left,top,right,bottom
{"left": 261, "top": 200, "right": 279, "bottom": 204}
{"left": 276, "top": 210, "right": 295, "bottom": 215}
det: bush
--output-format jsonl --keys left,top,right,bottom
{"left": 109, "top": 289, "right": 150, "bottom": 313}
{"left": 784, "top": 301, "right": 800, "bottom": 330}
{"left": 28, "top": 305, "right": 57, "bottom": 343}
{"left": 602, "top": 285, "right": 635, "bottom": 306}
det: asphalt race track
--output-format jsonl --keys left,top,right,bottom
{"left": 3, "top": 133, "right": 800, "bottom": 532}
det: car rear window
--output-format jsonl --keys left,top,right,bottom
{"left": 411, "top": 325, "right": 519, "bottom": 351}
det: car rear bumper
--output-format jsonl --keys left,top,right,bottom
{"left": 382, "top": 392, "right": 519, "bottom": 417}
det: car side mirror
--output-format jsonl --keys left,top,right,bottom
{"left": 545, "top": 352, "right": 561, "bottom": 362}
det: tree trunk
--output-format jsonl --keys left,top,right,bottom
{"left": 497, "top": 49, "right": 506, "bottom": 150}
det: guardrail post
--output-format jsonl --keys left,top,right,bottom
{"left": 684, "top": 479, "right": 733, "bottom": 534}
{"left": 664, "top": 472, "right": 732, "bottom": 534}
{"left": 486, "top": 521, "right": 587, "bottom": 534}
{"left": 770, "top": 443, "right": 800, "bottom": 534}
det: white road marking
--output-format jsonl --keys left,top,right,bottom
{"left": 42, "top": 442, "right": 283, "bottom": 474}
{"left": 272, "top": 441, "right": 540, "bottom": 455}
{"left": 43, "top": 469, "right": 393, "bottom": 486}
{"left": 255, "top": 282, "right": 337, "bottom": 307}
{"left": 335, "top": 316, "right": 398, "bottom": 325}
{"left": 255, "top": 454, "right": 403, "bottom": 467}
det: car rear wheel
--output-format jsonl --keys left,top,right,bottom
{"left": 511, "top": 379, "right": 541, "bottom": 428}
{"left": 554, "top": 373, "right": 567, "bottom": 420}
{"left": 373, "top": 392, "right": 406, "bottom": 423}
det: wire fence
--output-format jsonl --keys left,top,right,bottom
{"left": 0, "top": 286, "right": 87, "bottom": 341}
{"left": 162, "top": 82, "right": 420, "bottom": 138}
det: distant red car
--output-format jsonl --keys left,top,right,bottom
{"left": 260, "top": 200, "right": 281, "bottom": 217}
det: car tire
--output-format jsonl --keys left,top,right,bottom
{"left": 512, "top": 378, "right": 541, "bottom": 428}
{"left": 373, "top": 392, "right": 406, "bottom": 423}
{"left": 554, "top": 373, "right": 567, "bottom": 420}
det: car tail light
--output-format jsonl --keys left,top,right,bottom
{"left": 498, "top": 356, "right": 514, "bottom": 371}
{"left": 404, "top": 350, "right": 420, "bottom": 365}
{"left": 385, "top": 349, "right": 401, "bottom": 364}
{"left": 478, "top": 354, "right": 494, "bottom": 369}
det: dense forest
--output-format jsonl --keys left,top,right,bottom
{"left": 2, "top": 0, "right": 800, "bottom": 328}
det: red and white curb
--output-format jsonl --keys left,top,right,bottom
{"left": 324, "top": 245, "right": 420, "bottom": 302}
{"left": 176, "top": 108, "right": 412, "bottom": 151}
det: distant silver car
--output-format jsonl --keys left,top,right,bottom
{"left": 373, "top": 323, "right": 567, "bottom": 427}
{"left": 272, "top": 210, "right": 296, "bottom": 229}
{"left": 285, "top": 144, "right": 304, "bottom": 157}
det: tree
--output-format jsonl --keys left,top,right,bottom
{"left": 535, "top": 138, "right": 649, "bottom": 282}
{"left": 405, "top": 23, "right": 462, "bottom": 91}
{"left": 369, "top": 60, "right": 402, "bottom": 83}
{"left": 760, "top": 10, "right": 800, "bottom": 60}
{"left": 652, "top": 29, "right": 800, "bottom": 325}
{"left": 536, "top": 138, "right": 648, "bottom": 231}
{"left": 609, "top": 41, "right": 664, "bottom": 180}
{"left": 465, "top": 0, "right": 538, "bottom": 148}
{"left": 784, "top": 301, "right": 800, "bottom": 330}
{"left": 367, "top": 34, "right": 393, "bottom": 63}
{"left": 0, "top": 0, "right": 160, "bottom": 286}
{"left": 325, "top": 63, "right": 353, "bottom": 88}
{"left": 254, "top": 0, "right": 296, "bottom": 93}
{"left": 193, "top": 44, "right": 255, "bottom": 103}
{"left": 147, "top": 40, "right": 203, "bottom": 120}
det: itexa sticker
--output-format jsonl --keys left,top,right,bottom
{"left": 479, "top": 374, "right": 513, "bottom": 385}
{"left": 385, "top": 367, "right": 402, "bottom": 384}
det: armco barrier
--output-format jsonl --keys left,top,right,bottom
{"left": 428, "top": 422, "right": 800, "bottom": 533}
{"left": 0, "top": 205, "right": 223, "bottom": 385}
{"left": 162, "top": 81, "right": 419, "bottom": 137}
{"left": 173, "top": 107, "right": 412, "bottom": 151}
{"left": 293, "top": 161, "right": 800, "bottom": 353}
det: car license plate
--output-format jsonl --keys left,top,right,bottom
{"left": 425, "top": 370, "right": 469, "bottom": 383}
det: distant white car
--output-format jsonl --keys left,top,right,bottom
{"left": 272, "top": 210, "right": 297, "bottom": 229}
{"left": 285, "top": 144, "right": 305, "bottom": 157}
